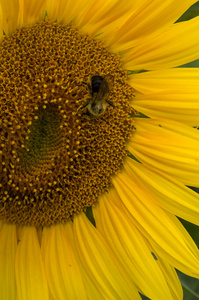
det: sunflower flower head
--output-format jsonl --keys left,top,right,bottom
{"left": 0, "top": 21, "right": 134, "bottom": 226}
{"left": 0, "top": 1, "right": 199, "bottom": 300}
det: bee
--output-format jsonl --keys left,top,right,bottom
{"left": 76, "top": 75, "right": 114, "bottom": 118}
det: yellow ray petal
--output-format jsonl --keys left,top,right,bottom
{"left": 1, "top": 0, "right": 19, "bottom": 35}
{"left": 41, "top": 223, "right": 87, "bottom": 300}
{"left": 132, "top": 93, "right": 199, "bottom": 126}
{"left": 130, "top": 68, "right": 199, "bottom": 125}
{"left": 112, "top": 172, "right": 199, "bottom": 278}
{"left": 76, "top": 0, "right": 121, "bottom": 26}
{"left": 107, "top": 0, "right": 196, "bottom": 49}
{"left": 130, "top": 68, "right": 199, "bottom": 94}
{"left": 154, "top": 255, "right": 183, "bottom": 300}
{"left": 152, "top": 214, "right": 199, "bottom": 279}
{"left": 124, "top": 157, "right": 199, "bottom": 225}
{"left": 16, "top": 225, "right": 23, "bottom": 244}
{"left": 17, "top": 0, "right": 47, "bottom": 27}
{"left": 74, "top": 212, "right": 141, "bottom": 300}
{"left": 0, "top": 219, "right": 3, "bottom": 232}
{"left": 39, "top": 0, "right": 94, "bottom": 26}
{"left": 63, "top": 220, "right": 75, "bottom": 247}
{"left": 93, "top": 196, "right": 175, "bottom": 300}
{"left": 128, "top": 119, "right": 199, "bottom": 187}
{"left": 0, "top": 4, "right": 3, "bottom": 42}
{"left": 75, "top": 0, "right": 136, "bottom": 37}
{"left": 123, "top": 16, "right": 199, "bottom": 70}
{"left": 131, "top": 146, "right": 199, "bottom": 187}
{"left": 0, "top": 223, "right": 17, "bottom": 300}
{"left": 15, "top": 226, "right": 49, "bottom": 300}
{"left": 93, "top": 191, "right": 183, "bottom": 300}
{"left": 63, "top": 221, "right": 104, "bottom": 300}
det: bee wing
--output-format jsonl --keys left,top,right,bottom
{"left": 94, "top": 75, "right": 114, "bottom": 102}
{"left": 104, "top": 74, "right": 114, "bottom": 92}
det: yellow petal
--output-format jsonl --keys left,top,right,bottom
{"left": 0, "top": 223, "right": 17, "bottom": 300}
{"left": 17, "top": 0, "right": 47, "bottom": 27}
{"left": 74, "top": 212, "right": 141, "bottom": 300}
{"left": 128, "top": 118, "right": 199, "bottom": 187}
{"left": 108, "top": 0, "right": 196, "bottom": 49}
{"left": 153, "top": 214, "right": 199, "bottom": 279}
{"left": 41, "top": 223, "right": 87, "bottom": 300}
{"left": 0, "top": 4, "right": 3, "bottom": 42}
{"left": 0, "top": 219, "right": 3, "bottom": 232}
{"left": 155, "top": 256, "right": 183, "bottom": 300}
{"left": 40, "top": 0, "right": 94, "bottom": 26}
{"left": 76, "top": 0, "right": 120, "bottom": 26}
{"left": 123, "top": 16, "right": 199, "bottom": 70}
{"left": 130, "top": 68, "right": 199, "bottom": 94}
{"left": 99, "top": 179, "right": 182, "bottom": 300}
{"left": 1, "top": 0, "right": 19, "bottom": 35}
{"left": 63, "top": 221, "right": 104, "bottom": 300}
{"left": 130, "top": 68, "right": 199, "bottom": 125}
{"left": 124, "top": 157, "right": 199, "bottom": 225}
{"left": 113, "top": 171, "right": 199, "bottom": 278}
{"left": 93, "top": 195, "right": 175, "bottom": 300}
{"left": 75, "top": 0, "right": 136, "bottom": 37}
{"left": 132, "top": 91, "right": 199, "bottom": 126}
{"left": 15, "top": 226, "right": 49, "bottom": 300}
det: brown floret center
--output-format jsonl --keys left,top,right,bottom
{"left": 0, "top": 21, "right": 134, "bottom": 226}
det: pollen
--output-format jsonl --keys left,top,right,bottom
{"left": 0, "top": 21, "right": 135, "bottom": 226}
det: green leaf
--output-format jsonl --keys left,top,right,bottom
{"left": 176, "top": 2, "right": 199, "bottom": 22}
{"left": 178, "top": 271, "right": 199, "bottom": 300}
{"left": 179, "top": 217, "right": 199, "bottom": 248}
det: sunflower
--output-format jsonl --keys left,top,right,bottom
{"left": 1, "top": 0, "right": 199, "bottom": 299}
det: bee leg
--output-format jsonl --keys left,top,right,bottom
{"left": 76, "top": 98, "right": 90, "bottom": 115}
{"left": 83, "top": 110, "right": 96, "bottom": 120}
{"left": 106, "top": 100, "right": 115, "bottom": 108}
{"left": 82, "top": 81, "right": 92, "bottom": 93}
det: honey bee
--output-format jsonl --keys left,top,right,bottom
{"left": 76, "top": 75, "right": 114, "bottom": 118}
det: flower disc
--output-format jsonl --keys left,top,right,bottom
{"left": 0, "top": 21, "right": 134, "bottom": 226}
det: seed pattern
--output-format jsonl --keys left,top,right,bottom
{"left": 0, "top": 21, "right": 135, "bottom": 226}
